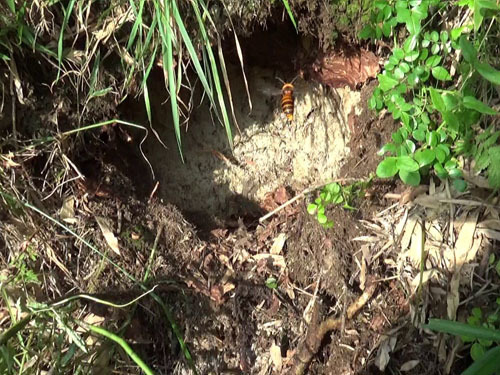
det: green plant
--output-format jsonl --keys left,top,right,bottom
{"left": 361, "top": 0, "right": 500, "bottom": 189}
{"left": 424, "top": 309, "right": 500, "bottom": 375}
{"left": 307, "top": 177, "right": 372, "bottom": 228}
{"left": 1, "top": 1, "right": 247, "bottom": 161}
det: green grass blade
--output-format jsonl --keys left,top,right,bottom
{"left": 186, "top": 0, "right": 233, "bottom": 149}
{"left": 424, "top": 319, "right": 500, "bottom": 341}
{"left": 5, "top": 0, "right": 15, "bottom": 13}
{"left": 127, "top": 0, "right": 145, "bottom": 51}
{"left": 280, "top": 0, "right": 298, "bottom": 31}
{"left": 169, "top": 1, "right": 217, "bottom": 115}
{"left": 217, "top": 34, "right": 241, "bottom": 134}
{"left": 79, "top": 322, "right": 155, "bottom": 375}
{"left": 57, "top": 0, "right": 76, "bottom": 80}
{"left": 143, "top": 83, "right": 152, "bottom": 124}
{"left": 463, "top": 346, "right": 500, "bottom": 375}
{"left": 156, "top": 1, "right": 184, "bottom": 161}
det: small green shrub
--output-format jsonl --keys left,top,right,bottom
{"left": 361, "top": 0, "right": 500, "bottom": 189}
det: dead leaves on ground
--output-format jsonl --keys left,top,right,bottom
{"left": 362, "top": 177, "right": 500, "bottom": 373}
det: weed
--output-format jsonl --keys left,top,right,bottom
{"left": 307, "top": 177, "right": 372, "bottom": 228}
{"left": 361, "top": 0, "right": 500, "bottom": 189}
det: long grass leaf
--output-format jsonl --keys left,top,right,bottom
{"left": 169, "top": 1, "right": 217, "bottom": 115}
{"left": 57, "top": 0, "right": 76, "bottom": 80}
{"left": 463, "top": 346, "right": 500, "bottom": 375}
{"left": 156, "top": 1, "right": 183, "bottom": 161}
{"left": 186, "top": 0, "right": 233, "bottom": 148}
{"left": 214, "top": 0, "right": 253, "bottom": 113}
{"left": 127, "top": 0, "right": 145, "bottom": 51}
{"left": 424, "top": 319, "right": 500, "bottom": 341}
{"left": 217, "top": 34, "right": 241, "bottom": 135}
{"left": 79, "top": 322, "right": 155, "bottom": 375}
{"left": 280, "top": 0, "right": 298, "bottom": 31}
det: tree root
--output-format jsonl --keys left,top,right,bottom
{"left": 287, "top": 278, "right": 377, "bottom": 375}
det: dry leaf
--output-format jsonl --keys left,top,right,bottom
{"left": 454, "top": 211, "right": 479, "bottom": 267}
{"left": 269, "top": 342, "right": 282, "bottom": 372}
{"left": 375, "top": 336, "right": 397, "bottom": 371}
{"left": 401, "top": 360, "right": 420, "bottom": 372}
{"left": 401, "top": 215, "right": 418, "bottom": 251}
{"left": 60, "top": 196, "right": 77, "bottom": 224}
{"left": 447, "top": 272, "right": 460, "bottom": 320}
{"left": 478, "top": 228, "right": 500, "bottom": 241}
{"left": 411, "top": 269, "right": 442, "bottom": 292}
{"left": 408, "top": 219, "right": 423, "bottom": 267}
{"left": 270, "top": 233, "right": 287, "bottom": 254}
{"left": 95, "top": 216, "right": 120, "bottom": 255}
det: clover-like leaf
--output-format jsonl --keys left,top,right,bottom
{"left": 432, "top": 66, "right": 452, "bottom": 81}
{"left": 376, "top": 157, "right": 398, "bottom": 178}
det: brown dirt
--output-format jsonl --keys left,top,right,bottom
{"left": 1, "top": 23, "right": 425, "bottom": 375}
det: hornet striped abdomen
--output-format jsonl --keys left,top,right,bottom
{"left": 281, "top": 83, "right": 294, "bottom": 121}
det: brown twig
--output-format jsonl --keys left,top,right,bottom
{"left": 287, "top": 278, "right": 377, "bottom": 375}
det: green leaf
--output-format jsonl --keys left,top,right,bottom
{"left": 432, "top": 66, "right": 452, "bottom": 81}
{"left": 399, "top": 169, "right": 421, "bottom": 186}
{"left": 488, "top": 146, "right": 500, "bottom": 188}
{"left": 476, "top": 62, "right": 500, "bottom": 85}
{"left": 413, "top": 129, "right": 426, "bottom": 141}
{"left": 377, "top": 157, "right": 399, "bottom": 178}
{"left": 424, "top": 319, "right": 500, "bottom": 341}
{"left": 404, "top": 50, "right": 420, "bottom": 62}
{"left": 394, "top": 48, "right": 405, "bottom": 60}
{"left": 378, "top": 143, "right": 397, "bottom": 156}
{"left": 317, "top": 212, "right": 328, "bottom": 224}
{"left": 360, "top": 25, "right": 375, "bottom": 39}
{"left": 415, "top": 149, "right": 436, "bottom": 166}
{"left": 392, "top": 131, "right": 404, "bottom": 144}
{"left": 378, "top": 74, "right": 399, "bottom": 91}
{"left": 394, "top": 67, "right": 405, "bottom": 79}
{"left": 434, "top": 163, "right": 449, "bottom": 178}
{"left": 431, "top": 43, "right": 440, "bottom": 55}
{"left": 430, "top": 31, "right": 439, "bottom": 42}
{"left": 470, "top": 343, "right": 486, "bottom": 361}
{"left": 429, "top": 88, "right": 446, "bottom": 112}
{"left": 443, "top": 111, "right": 460, "bottom": 133}
{"left": 280, "top": 0, "right": 298, "bottom": 31}
{"left": 463, "top": 96, "right": 497, "bottom": 114}
{"left": 325, "top": 183, "right": 341, "bottom": 194}
{"left": 463, "top": 346, "right": 500, "bottom": 375}
{"left": 399, "top": 62, "right": 411, "bottom": 73}
{"left": 440, "top": 31, "right": 449, "bottom": 43}
{"left": 266, "top": 277, "right": 278, "bottom": 289}
{"left": 397, "top": 156, "right": 420, "bottom": 172}
{"left": 426, "top": 55, "right": 442, "bottom": 67}
{"left": 448, "top": 168, "right": 463, "bottom": 178}
{"left": 307, "top": 203, "right": 317, "bottom": 215}
{"left": 443, "top": 94, "right": 460, "bottom": 111}
{"left": 453, "top": 178, "right": 468, "bottom": 192}
{"left": 427, "top": 131, "right": 439, "bottom": 147}
{"left": 459, "top": 35, "right": 478, "bottom": 63}
{"left": 405, "top": 139, "right": 416, "bottom": 153}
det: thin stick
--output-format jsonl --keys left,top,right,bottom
{"left": 259, "top": 178, "right": 361, "bottom": 223}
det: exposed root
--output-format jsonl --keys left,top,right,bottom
{"left": 287, "top": 278, "right": 377, "bottom": 375}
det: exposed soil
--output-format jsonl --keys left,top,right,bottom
{"left": 58, "top": 77, "right": 415, "bottom": 375}
{"left": 0, "top": 17, "right": 431, "bottom": 375}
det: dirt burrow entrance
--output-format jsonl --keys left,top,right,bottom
{"left": 121, "top": 64, "right": 361, "bottom": 228}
